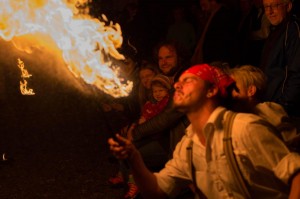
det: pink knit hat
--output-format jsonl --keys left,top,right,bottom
{"left": 182, "top": 64, "right": 235, "bottom": 97}
{"left": 151, "top": 74, "right": 172, "bottom": 90}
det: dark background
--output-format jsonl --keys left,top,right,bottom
{"left": 0, "top": 38, "right": 123, "bottom": 198}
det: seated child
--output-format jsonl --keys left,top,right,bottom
{"left": 138, "top": 74, "right": 171, "bottom": 124}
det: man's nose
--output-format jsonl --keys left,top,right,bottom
{"left": 162, "top": 58, "right": 167, "bottom": 64}
{"left": 265, "top": 7, "right": 274, "bottom": 14}
{"left": 174, "top": 81, "right": 182, "bottom": 89}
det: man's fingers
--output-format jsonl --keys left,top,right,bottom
{"left": 115, "top": 134, "right": 131, "bottom": 145}
{"left": 108, "top": 138, "right": 120, "bottom": 147}
{"left": 128, "top": 124, "right": 136, "bottom": 132}
{"left": 107, "top": 135, "right": 134, "bottom": 160}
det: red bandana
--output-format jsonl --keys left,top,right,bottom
{"left": 182, "top": 64, "right": 235, "bottom": 97}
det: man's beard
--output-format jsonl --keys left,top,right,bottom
{"left": 171, "top": 99, "right": 188, "bottom": 113}
{"left": 161, "top": 65, "right": 178, "bottom": 76}
{"left": 171, "top": 93, "right": 193, "bottom": 113}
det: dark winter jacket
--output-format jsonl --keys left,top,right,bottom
{"left": 261, "top": 15, "right": 300, "bottom": 117}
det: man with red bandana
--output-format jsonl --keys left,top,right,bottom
{"left": 108, "top": 64, "right": 300, "bottom": 199}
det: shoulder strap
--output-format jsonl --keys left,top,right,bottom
{"left": 223, "top": 111, "right": 251, "bottom": 199}
{"left": 187, "top": 141, "right": 207, "bottom": 199}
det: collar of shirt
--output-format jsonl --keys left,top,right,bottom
{"left": 185, "top": 106, "right": 227, "bottom": 138}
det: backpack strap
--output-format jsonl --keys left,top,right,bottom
{"left": 187, "top": 141, "right": 207, "bottom": 199}
{"left": 223, "top": 111, "right": 251, "bottom": 199}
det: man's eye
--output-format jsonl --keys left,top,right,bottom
{"left": 184, "top": 78, "right": 193, "bottom": 83}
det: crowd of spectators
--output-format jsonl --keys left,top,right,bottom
{"left": 94, "top": 0, "right": 300, "bottom": 198}
{"left": 1, "top": 0, "right": 300, "bottom": 198}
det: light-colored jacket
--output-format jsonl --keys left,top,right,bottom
{"left": 254, "top": 102, "right": 298, "bottom": 142}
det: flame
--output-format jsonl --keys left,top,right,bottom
{"left": 18, "top": 58, "right": 32, "bottom": 79}
{"left": 20, "top": 79, "right": 35, "bottom": 95}
{"left": 17, "top": 58, "right": 35, "bottom": 95}
{"left": 0, "top": 0, "right": 132, "bottom": 97}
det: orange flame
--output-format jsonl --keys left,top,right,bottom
{"left": 17, "top": 58, "right": 35, "bottom": 95}
{"left": 0, "top": 0, "right": 132, "bottom": 97}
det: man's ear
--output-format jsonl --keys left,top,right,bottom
{"left": 207, "top": 85, "right": 218, "bottom": 98}
{"left": 247, "top": 85, "right": 256, "bottom": 97}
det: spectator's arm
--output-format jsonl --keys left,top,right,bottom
{"left": 131, "top": 98, "right": 185, "bottom": 141}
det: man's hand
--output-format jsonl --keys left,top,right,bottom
{"left": 126, "top": 123, "right": 136, "bottom": 141}
{"left": 108, "top": 134, "right": 138, "bottom": 160}
{"left": 118, "top": 123, "right": 136, "bottom": 140}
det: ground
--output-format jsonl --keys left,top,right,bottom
{"left": 0, "top": 89, "right": 129, "bottom": 199}
{"left": 0, "top": 57, "right": 130, "bottom": 198}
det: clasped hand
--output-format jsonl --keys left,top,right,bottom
{"left": 108, "top": 134, "right": 137, "bottom": 160}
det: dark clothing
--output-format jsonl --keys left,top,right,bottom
{"left": 140, "top": 95, "right": 169, "bottom": 121}
{"left": 191, "top": 5, "right": 238, "bottom": 66}
{"left": 101, "top": 67, "right": 141, "bottom": 133}
{"left": 202, "top": 6, "right": 237, "bottom": 65}
{"left": 236, "top": 6, "right": 267, "bottom": 66}
{"left": 132, "top": 90, "right": 190, "bottom": 170}
{"left": 132, "top": 95, "right": 189, "bottom": 153}
{"left": 261, "top": 15, "right": 300, "bottom": 117}
{"left": 132, "top": 62, "right": 190, "bottom": 170}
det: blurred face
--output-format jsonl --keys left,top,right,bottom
{"left": 263, "top": 0, "right": 291, "bottom": 25}
{"left": 231, "top": 76, "right": 248, "bottom": 100}
{"left": 119, "top": 57, "right": 136, "bottom": 76}
{"left": 158, "top": 46, "right": 178, "bottom": 75}
{"left": 152, "top": 85, "right": 168, "bottom": 101}
{"left": 173, "top": 8, "right": 184, "bottom": 21}
{"left": 200, "top": 0, "right": 212, "bottom": 12}
{"left": 139, "top": 69, "right": 156, "bottom": 89}
{"left": 230, "top": 75, "right": 253, "bottom": 112}
{"left": 173, "top": 73, "right": 208, "bottom": 112}
{"left": 240, "top": 0, "right": 252, "bottom": 13}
